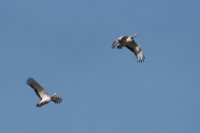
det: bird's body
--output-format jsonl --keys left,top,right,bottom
{"left": 37, "top": 95, "right": 51, "bottom": 107}
{"left": 26, "top": 77, "right": 62, "bottom": 107}
{"left": 112, "top": 33, "right": 145, "bottom": 62}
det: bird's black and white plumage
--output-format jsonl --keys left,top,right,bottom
{"left": 112, "top": 33, "right": 145, "bottom": 62}
{"left": 26, "top": 77, "right": 62, "bottom": 107}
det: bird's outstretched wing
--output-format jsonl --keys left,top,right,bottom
{"left": 126, "top": 40, "right": 145, "bottom": 62}
{"left": 27, "top": 77, "right": 49, "bottom": 99}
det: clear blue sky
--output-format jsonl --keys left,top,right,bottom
{"left": 0, "top": 0, "right": 200, "bottom": 133}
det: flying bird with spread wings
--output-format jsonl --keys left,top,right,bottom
{"left": 112, "top": 33, "right": 145, "bottom": 62}
{"left": 26, "top": 77, "right": 62, "bottom": 107}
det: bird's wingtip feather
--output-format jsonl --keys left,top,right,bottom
{"left": 27, "top": 77, "right": 36, "bottom": 84}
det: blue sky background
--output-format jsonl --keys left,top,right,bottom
{"left": 0, "top": 0, "right": 200, "bottom": 133}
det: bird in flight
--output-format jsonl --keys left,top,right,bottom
{"left": 26, "top": 77, "right": 62, "bottom": 107}
{"left": 112, "top": 33, "right": 145, "bottom": 62}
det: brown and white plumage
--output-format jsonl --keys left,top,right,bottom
{"left": 26, "top": 77, "right": 62, "bottom": 107}
{"left": 112, "top": 33, "right": 145, "bottom": 62}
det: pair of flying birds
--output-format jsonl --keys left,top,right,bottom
{"left": 27, "top": 34, "right": 145, "bottom": 107}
